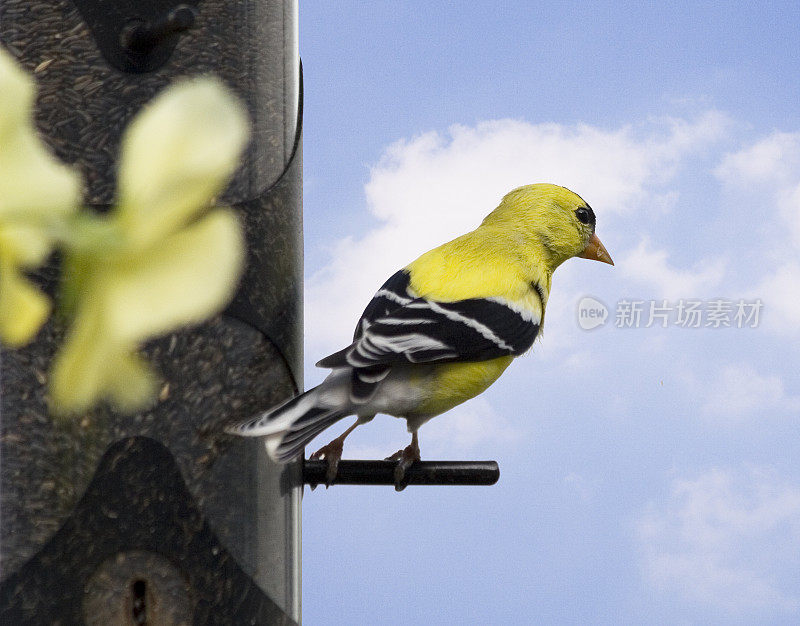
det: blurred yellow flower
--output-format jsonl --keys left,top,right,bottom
{"left": 1, "top": 44, "right": 248, "bottom": 416}
{"left": 0, "top": 48, "right": 81, "bottom": 346}
{"left": 49, "top": 77, "right": 249, "bottom": 414}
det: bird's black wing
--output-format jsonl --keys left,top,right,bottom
{"left": 351, "top": 269, "right": 415, "bottom": 341}
{"left": 317, "top": 277, "right": 542, "bottom": 402}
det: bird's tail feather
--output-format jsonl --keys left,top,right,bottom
{"left": 270, "top": 408, "right": 349, "bottom": 462}
{"left": 225, "top": 385, "right": 350, "bottom": 463}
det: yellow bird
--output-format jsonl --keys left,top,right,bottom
{"left": 227, "top": 183, "right": 613, "bottom": 488}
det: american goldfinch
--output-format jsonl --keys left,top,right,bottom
{"left": 227, "top": 183, "right": 613, "bottom": 488}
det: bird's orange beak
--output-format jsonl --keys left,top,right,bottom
{"left": 579, "top": 233, "right": 614, "bottom": 265}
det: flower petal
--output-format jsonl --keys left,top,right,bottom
{"left": 0, "top": 47, "right": 81, "bottom": 218}
{"left": 104, "top": 351, "right": 158, "bottom": 413}
{"left": 50, "top": 209, "right": 241, "bottom": 415}
{"left": 116, "top": 77, "right": 249, "bottom": 247}
{"left": 49, "top": 294, "right": 114, "bottom": 413}
{"left": 0, "top": 222, "right": 51, "bottom": 266}
{"left": 49, "top": 292, "right": 158, "bottom": 415}
{"left": 103, "top": 208, "right": 244, "bottom": 343}
{"left": 0, "top": 256, "right": 50, "bottom": 346}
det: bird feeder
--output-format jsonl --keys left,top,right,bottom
{"left": 0, "top": 1, "right": 302, "bottom": 622}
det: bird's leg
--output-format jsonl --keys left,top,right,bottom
{"left": 309, "top": 419, "right": 359, "bottom": 487}
{"left": 385, "top": 430, "right": 421, "bottom": 491}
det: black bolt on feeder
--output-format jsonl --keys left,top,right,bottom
{"left": 0, "top": 1, "right": 302, "bottom": 623}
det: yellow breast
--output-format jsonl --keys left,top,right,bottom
{"left": 411, "top": 356, "right": 514, "bottom": 417}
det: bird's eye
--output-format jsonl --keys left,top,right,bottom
{"left": 575, "top": 207, "right": 592, "bottom": 224}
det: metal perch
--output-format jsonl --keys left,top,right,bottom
{"left": 303, "top": 459, "right": 500, "bottom": 489}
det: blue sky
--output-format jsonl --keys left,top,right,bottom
{"left": 299, "top": 3, "right": 800, "bottom": 624}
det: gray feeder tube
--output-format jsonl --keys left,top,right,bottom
{"left": 0, "top": 1, "right": 302, "bottom": 623}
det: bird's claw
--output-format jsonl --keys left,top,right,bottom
{"left": 385, "top": 449, "right": 404, "bottom": 461}
{"left": 309, "top": 439, "right": 344, "bottom": 488}
{"left": 385, "top": 443, "right": 420, "bottom": 491}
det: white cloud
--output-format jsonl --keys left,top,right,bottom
{"left": 419, "top": 397, "right": 519, "bottom": 457}
{"left": 781, "top": 182, "right": 800, "bottom": 247}
{"left": 753, "top": 261, "right": 800, "bottom": 335}
{"left": 338, "top": 442, "right": 394, "bottom": 461}
{"left": 715, "top": 131, "right": 800, "bottom": 189}
{"left": 564, "top": 472, "right": 599, "bottom": 503}
{"left": 620, "top": 237, "right": 725, "bottom": 300}
{"left": 701, "top": 363, "right": 800, "bottom": 421}
{"left": 717, "top": 132, "right": 800, "bottom": 248}
{"left": 716, "top": 133, "right": 800, "bottom": 334}
{"left": 637, "top": 467, "right": 800, "bottom": 613}
{"left": 317, "top": 397, "right": 518, "bottom": 460}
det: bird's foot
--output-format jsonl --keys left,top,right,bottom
{"left": 309, "top": 438, "right": 344, "bottom": 488}
{"left": 385, "top": 440, "right": 421, "bottom": 492}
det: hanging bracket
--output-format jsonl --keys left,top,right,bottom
{"left": 71, "top": 0, "right": 200, "bottom": 73}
